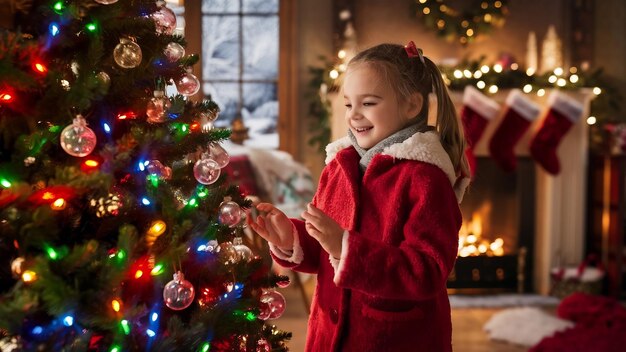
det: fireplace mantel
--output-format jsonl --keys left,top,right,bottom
{"left": 449, "top": 88, "right": 593, "bottom": 294}
{"left": 329, "top": 88, "right": 593, "bottom": 294}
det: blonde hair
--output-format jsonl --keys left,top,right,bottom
{"left": 348, "top": 43, "right": 470, "bottom": 178}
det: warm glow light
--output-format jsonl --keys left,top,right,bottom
{"left": 42, "top": 192, "right": 55, "bottom": 200}
{"left": 537, "top": 89, "right": 546, "bottom": 97}
{"left": 548, "top": 75, "right": 557, "bottom": 83}
{"left": 493, "top": 64, "right": 503, "bottom": 73}
{"left": 135, "top": 270, "right": 144, "bottom": 279}
{"left": 111, "top": 299, "right": 121, "bottom": 312}
{"left": 587, "top": 116, "right": 597, "bottom": 125}
{"left": 329, "top": 69, "right": 339, "bottom": 79}
{"left": 0, "top": 93, "right": 12, "bottom": 101}
{"left": 51, "top": 198, "right": 66, "bottom": 210}
{"left": 33, "top": 62, "right": 48, "bottom": 74}
{"left": 553, "top": 67, "right": 564, "bottom": 76}
{"left": 569, "top": 74, "right": 579, "bottom": 83}
{"left": 510, "top": 63, "right": 519, "bottom": 70}
{"left": 463, "top": 70, "right": 472, "bottom": 78}
{"left": 526, "top": 68, "right": 535, "bottom": 76}
{"left": 480, "top": 65, "right": 490, "bottom": 73}
{"left": 556, "top": 78, "right": 567, "bottom": 87}
{"left": 423, "top": 7, "right": 430, "bottom": 14}
{"left": 453, "top": 70, "right": 463, "bottom": 79}
{"left": 337, "top": 50, "right": 346, "bottom": 59}
{"left": 466, "top": 29, "right": 474, "bottom": 37}
{"left": 593, "top": 87, "right": 602, "bottom": 95}
{"left": 523, "top": 84, "right": 533, "bottom": 93}
{"left": 148, "top": 220, "right": 166, "bottom": 236}
{"left": 488, "top": 85, "right": 498, "bottom": 94}
{"left": 476, "top": 81, "right": 486, "bottom": 89}
{"left": 473, "top": 71, "right": 483, "bottom": 79}
{"left": 22, "top": 270, "right": 37, "bottom": 282}
{"left": 84, "top": 159, "right": 99, "bottom": 168}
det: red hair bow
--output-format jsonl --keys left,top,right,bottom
{"left": 404, "top": 41, "right": 425, "bottom": 64}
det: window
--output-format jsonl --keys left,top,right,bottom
{"left": 201, "top": 0, "right": 279, "bottom": 149}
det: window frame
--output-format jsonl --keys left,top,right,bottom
{"left": 184, "top": 0, "right": 299, "bottom": 155}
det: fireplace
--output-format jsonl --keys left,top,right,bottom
{"left": 448, "top": 157, "right": 535, "bottom": 293}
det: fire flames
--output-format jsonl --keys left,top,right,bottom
{"left": 458, "top": 214, "right": 504, "bottom": 257}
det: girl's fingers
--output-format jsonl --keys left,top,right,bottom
{"left": 306, "top": 203, "right": 324, "bottom": 218}
{"left": 256, "top": 203, "right": 276, "bottom": 213}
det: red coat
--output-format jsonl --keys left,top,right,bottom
{"left": 273, "top": 132, "right": 467, "bottom": 352}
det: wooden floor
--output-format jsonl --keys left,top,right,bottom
{"left": 274, "top": 275, "right": 527, "bottom": 351}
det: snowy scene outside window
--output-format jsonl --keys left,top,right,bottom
{"left": 202, "top": 0, "right": 279, "bottom": 149}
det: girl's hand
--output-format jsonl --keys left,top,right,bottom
{"left": 248, "top": 203, "right": 294, "bottom": 249}
{"left": 301, "top": 203, "right": 344, "bottom": 258}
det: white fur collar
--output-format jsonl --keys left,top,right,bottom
{"left": 325, "top": 131, "right": 469, "bottom": 203}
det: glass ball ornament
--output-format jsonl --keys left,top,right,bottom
{"left": 60, "top": 115, "right": 97, "bottom": 157}
{"left": 146, "top": 90, "right": 171, "bottom": 123}
{"left": 113, "top": 38, "right": 142, "bottom": 69}
{"left": 175, "top": 72, "right": 200, "bottom": 97}
{"left": 95, "top": 0, "right": 119, "bottom": 4}
{"left": 232, "top": 237, "right": 253, "bottom": 263}
{"left": 163, "top": 271, "right": 195, "bottom": 310}
{"left": 217, "top": 241, "right": 238, "bottom": 265}
{"left": 258, "top": 290, "right": 286, "bottom": 320}
{"left": 151, "top": 5, "right": 177, "bottom": 35}
{"left": 96, "top": 71, "right": 110, "bottom": 91}
{"left": 164, "top": 42, "right": 185, "bottom": 62}
{"left": 193, "top": 155, "right": 221, "bottom": 185}
{"left": 208, "top": 142, "right": 230, "bottom": 168}
{"left": 218, "top": 200, "right": 241, "bottom": 227}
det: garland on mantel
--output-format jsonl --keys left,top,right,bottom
{"left": 307, "top": 58, "right": 622, "bottom": 155}
{"left": 411, "top": 0, "right": 509, "bottom": 44}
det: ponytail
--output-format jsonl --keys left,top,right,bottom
{"left": 423, "top": 57, "right": 470, "bottom": 178}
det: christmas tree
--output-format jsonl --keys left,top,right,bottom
{"left": 0, "top": 1, "right": 291, "bottom": 351}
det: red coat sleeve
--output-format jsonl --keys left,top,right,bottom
{"left": 270, "top": 218, "right": 322, "bottom": 273}
{"left": 334, "top": 165, "right": 461, "bottom": 300}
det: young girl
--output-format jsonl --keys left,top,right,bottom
{"left": 249, "top": 41, "right": 470, "bottom": 352}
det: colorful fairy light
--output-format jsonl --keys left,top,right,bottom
{"left": 22, "top": 270, "right": 37, "bottom": 282}
{"left": 120, "top": 320, "right": 131, "bottom": 335}
{"left": 147, "top": 220, "right": 166, "bottom": 236}
{"left": 111, "top": 299, "right": 121, "bottom": 312}
{"left": 33, "top": 62, "right": 48, "bottom": 74}
{"left": 49, "top": 23, "right": 60, "bottom": 36}
{"left": 52, "top": 1, "right": 64, "bottom": 14}
{"left": 150, "top": 264, "right": 164, "bottom": 276}
{"left": 0, "top": 92, "right": 12, "bottom": 102}
{"left": 1, "top": 178, "right": 11, "bottom": 188}
{"left": 62, "top": 315, "right": 74, "bottom": 327}
{"left": 51, "top": 198, "right": 66, "bottom": 210}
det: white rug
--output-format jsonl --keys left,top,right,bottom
{"left": 449, "top": 294, "right": 560, "bottom": 308}
{"left": 483, "top": 307, "right": 574, "bottom": 347}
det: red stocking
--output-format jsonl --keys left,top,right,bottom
{"left": 530, "top": 91, "right": 583, "bottom": 175}
{"left": 460, "top": 86, "right": 500, "bottom": 177}
{"left": 488, "top": 89, "right": 541, "bottom": 172}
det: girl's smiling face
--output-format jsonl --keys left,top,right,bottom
{"left": 343, "top": 63, "right": 421, "bottom": 149}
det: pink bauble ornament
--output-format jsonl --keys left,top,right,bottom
{"left": 60, "top": 115, "right": 97, "bottom": 157}
{"left": 113, "top": 38, "right": 142, "bottom": 68}
{"left": 163, "top": 271, "right": 195, "bottom": 310}
{"left": 218, "top": 200, "right": 241, "bottom": 227}
{"left": 175, "top": 72, "right": 200, "bottom": 97}
{"left": 258, "top": 289, "right": 286, "bottom": 320}
{"left": 193, "top": 155, "right": 221, "bottom": 185}
{"left": 164, "top": 42, "right": 185, "bottom": 62}
{"left": 151, "top": 5, "right": 177, "bottom": 35}
{"left": 146, "top": 90, "right": 171, "bottom": 123}
{"left": 208, "top": 142, "right": 230, "bottom": 168}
